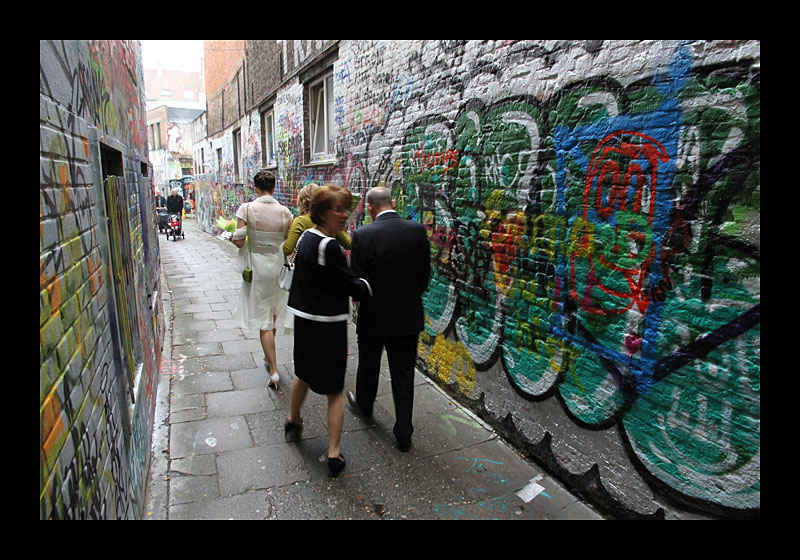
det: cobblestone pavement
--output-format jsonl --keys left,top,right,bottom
{"left": 144, "top": 218, "right": 604, "bottom": 520}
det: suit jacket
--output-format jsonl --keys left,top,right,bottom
{"left": 350, "top": 211, "right": 431, "bottom": 337}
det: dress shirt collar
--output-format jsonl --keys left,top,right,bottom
{"left": 376, "top": 209, "right": 397, "bottom": 219}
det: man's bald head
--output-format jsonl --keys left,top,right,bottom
{"left": 366, "top": 187, "right": 395, "bottom": 221}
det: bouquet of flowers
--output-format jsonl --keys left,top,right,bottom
{"left": 216, "top": 217, "right": 237, "bottom": 233}
{"left": 216, "top": 217, "right": 237, "bottom": 240}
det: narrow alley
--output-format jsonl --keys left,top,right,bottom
{"left": 143, "top": 218, "right": 604, "bottom": 520}
{"left": 41, "top": 39, "right": 759, "bottom": 520}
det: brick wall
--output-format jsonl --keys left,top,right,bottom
{"left": 204, "top": 40, "right": 245, "bottom": 100}
{"left": 40, "top": 40, "right": 164, "bottom": 519}
{"left": 245, "top": 40, "right": 282, "bottom": 109}
{"left": 196, "top": 39, "right": 760, "bottom": 518}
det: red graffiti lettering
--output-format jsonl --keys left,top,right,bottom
{"left": 413, "top": 144, "right": 460, "bottom": 173}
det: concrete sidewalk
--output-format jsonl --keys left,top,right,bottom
{"left": 143, "top": 218, "right": 604, "bottom": 520}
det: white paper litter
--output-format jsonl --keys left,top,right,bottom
{"left": 515, "top": 474, "right": 546, "bottom": 503}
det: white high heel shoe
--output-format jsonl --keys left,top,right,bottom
{"left": 265, "top": 360, "right": 279, "bottom": 389}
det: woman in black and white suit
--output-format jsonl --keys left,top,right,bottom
{"left": 284, "top": 185, "right": 371, "bottom": 477}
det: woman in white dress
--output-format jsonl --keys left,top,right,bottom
{"left": 231, "top": 170, "right": 294, "bottom": 389}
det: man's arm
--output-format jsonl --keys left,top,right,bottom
{"left": 349, "top": 230, "right": 368, "bottom": 278}
{"left": 418, "top": 226, "right": 431, "bottom": 295}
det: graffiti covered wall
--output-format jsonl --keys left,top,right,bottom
{"left": 40, "top": 40, "right": 163, "bottom": 519}
{"left": 197, "top": 40, "right": 760, "bottom": 518}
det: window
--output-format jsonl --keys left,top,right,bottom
{"left": 262, "top": 109, "right": 277, "bottom": 168}
{"left": 308, "top": 72, "right": 335, "bottom": 162}
{"left": 149, "top": 123, "right": 162, "bottom": 150}
{"left": 100, "top": 143, "right": 124, "bottom": 179}
{"left": 160, "top": 88, "right": 172, "bottom": 97}
{"left": 233, "top": 128, "right": 242, "bottom": 183}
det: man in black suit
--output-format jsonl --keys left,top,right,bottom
{"left": 347, "top": 187, "right": 431, "bottom": 452}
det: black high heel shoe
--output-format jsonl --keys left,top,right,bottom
{"left": 284, "top": 419, "right": 303, "bottom": 442}
{"left": 328, "top": 454, "right": 346, "bottom": 478}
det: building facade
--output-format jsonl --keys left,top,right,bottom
{"left": 147, "top": 105, "right": 204, "bottom": 214}
{"left": 195, "top": 39, "right": 760, "bottom": 519}
{"left": 143, "top": 67, "right": 205, "bottom": 112}
{"left": 40, "top": 40, "right": 164, "bottom": 519}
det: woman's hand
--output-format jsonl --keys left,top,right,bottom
{"left": 231, "top": 217, "right": 247, "bottom": 248}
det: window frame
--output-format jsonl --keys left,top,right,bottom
{"left": 262, "top": 108, "right": 277, "bottom": 168}
{"left": 307, "top": 71, "right": 335, "bottom": 164}
{"left": 232, "top": 128, "right": 242, "bottom": 183}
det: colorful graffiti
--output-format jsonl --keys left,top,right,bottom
{"left": 40, "top": 40, "right": 161, "bottom": 519}
{"left": 192, "top": 40, "right": 759, "bottom": 516}
{"left": 396, "top": 45, "right": 760, "bottom": 515}
{"left": 321, "top": 42, "right": 759, "bottom": 515}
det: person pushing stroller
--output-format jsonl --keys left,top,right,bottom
{"left": 155, "top": 190, "right": 169, "bottom": 233}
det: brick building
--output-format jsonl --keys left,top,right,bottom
{"left": 196, "top": 40, "right": 760, "bottom": 519}
{"left": 143, "top": 67, "right": 204, "bottom": 111}
{"left": 40, "top": 40, "right": 164, "bottom": 519}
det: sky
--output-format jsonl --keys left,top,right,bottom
{"left": 140, "top": 40, "right": 204, "bottom": 72}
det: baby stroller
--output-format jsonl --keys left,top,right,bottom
{"left": 157, "top": 208, "right": 169, "bottom": 233}
{"left": 167, "top": 214, "right": 184, "bottom": 241}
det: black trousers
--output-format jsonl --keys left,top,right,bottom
{"left": 355, "top": 332, "right": 419, "bottom": 443}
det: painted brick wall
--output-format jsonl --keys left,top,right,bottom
{"left": 198, "top": 39, "right": 760, "bottom": 518}
{"left": 40, "top": 40, "right": 164, "bottom": 519}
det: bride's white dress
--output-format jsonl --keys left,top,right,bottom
{"left": 232, "top": 195, "right": 292, "bottom": 331}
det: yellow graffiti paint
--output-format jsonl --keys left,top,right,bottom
{"left": 419, "top": 330, "right": 476, "bottom": 395}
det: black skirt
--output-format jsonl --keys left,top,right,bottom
{"left": 293, "top": 316, "right": 348, "bottom": 395}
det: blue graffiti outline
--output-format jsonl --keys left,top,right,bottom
{"left": 551, "top": 48, "right": 689, "bottom": 395}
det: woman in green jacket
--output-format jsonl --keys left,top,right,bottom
{"left": 284, "top": 184, "right": 351, "bottom": 255}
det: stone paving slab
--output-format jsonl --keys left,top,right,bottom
{"left": 144, "top": 219, "right": 605, "bottom": 521}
